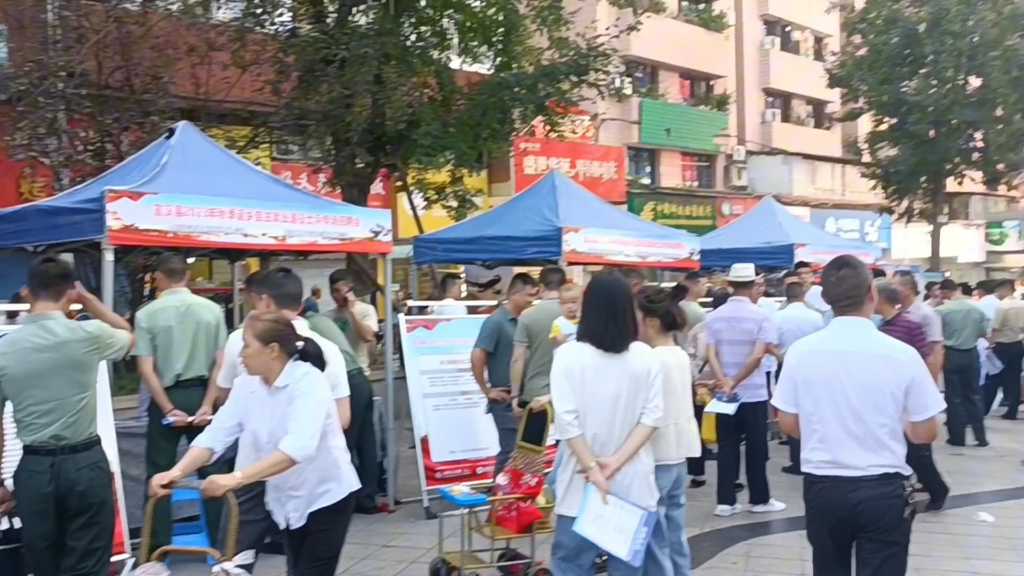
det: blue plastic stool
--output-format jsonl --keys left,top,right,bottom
{"left": 169, "top": 476, "right": 215, "bottom": 566}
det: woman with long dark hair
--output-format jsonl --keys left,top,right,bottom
{"left": 549, "top": 274, "right": 663, "bottom": 575}
{"left": 150, "top": 312, "right": 360, "bottom": 576}
{"left": 636, "top": 286, "right": 702, "bottom": 576}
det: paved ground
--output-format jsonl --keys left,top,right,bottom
{"left": 128, "top": 416, "right": 1024, "bottom": 576}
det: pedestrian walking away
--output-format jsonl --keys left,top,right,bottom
{"left": 135, "top": 252, "right": 231, "bottom": 555}
{"left": 217, "top": 268, "right": 355, "bottom": 572}
{"left": 471, "top": 273, "right": 538, "bottom": 477}
{"left": 152, "top": 312, "right": 361, "bottom": 576}
{"left": 0, "top": 256, "right": 134, "bottom": 576}
{"left": 935, "top": 279, "right": 989, "bottom": 447}
{"left": 986, "top": 279, "right": 1024, "bottom": 419}
{"left": 773, "top": 256, "right": 946, "bottom": 576}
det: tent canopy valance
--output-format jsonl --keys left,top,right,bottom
{"left": 0, "top": 121, "right": 392, "bottom": 254}
{"left": 699, "top": 196, "right": 881, "bottom": 269}
{"left": 413, "top": 171, "right": 700, "bottom": 269}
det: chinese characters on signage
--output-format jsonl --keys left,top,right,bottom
{"left": 627, "top": 193, "right": 716, "bottom": 234}
{"left": 0, "top": 155, "right": 55, "bottom": 208}
{"left": 513, "top": 137, "right": 626, "bottom": 202}
{"left": 271, "top": 162, "right": 342, "bottom": 201}
{"left": 809, "top": 209, "right": 892, "bottom": 248}
{"left": 715, "top": 196, "right": 760, "bottom": 227}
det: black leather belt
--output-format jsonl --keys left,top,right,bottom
{"left": 22, "top": 436, "right": 101, "bottom": 457}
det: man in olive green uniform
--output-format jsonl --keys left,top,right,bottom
{"left": 935, "top": 278, "right": 989, "bottom": 447}
{"left": 510, "top": 266, "right": 564, "bottom": 443}
{"left": 318, "top": 268, "right": 380, "bottom": 514}
{"left": 0, "top": 256, "right": 133, "bottom": 576}
{"left": 134, "top": 253, "right": 229, "bottom": 553}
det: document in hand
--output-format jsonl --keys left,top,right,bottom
{"left": 571, "top": 484, "right": 656, "bottom": 567}
{"left": 704, "top": 396, "right": 740, "bottom": 415}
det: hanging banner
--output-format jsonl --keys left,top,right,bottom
{"left": 627, "top": 192, "right": 716, "bottom": 234}
{"left": 270, "top": 162, "right": 341, "bottom": 201}
{"left": 0, "top": 155, "right": 56, "bottom": 208}
{"left": 399, "top": 315, "right": 556, "bottom": 506}
{"left": 715, "top": 196, "right": 760, "bottom": 227}
{"left": 0, "top": 328, "right": 130, "bottom": 564}
{"left": 105, "top": 191, "right": 392, "bottom": 252}
{"left": 513, "top": 137, "right": 626, "bottom": 202}
{"left": 561, "top": 226, "right": 700, "bottom": 269}
{"left": 986, "top": 221, "right": 1024, "bottom": 252}
{"left": 810, "top": 208, "right": 892, "bottom": 249}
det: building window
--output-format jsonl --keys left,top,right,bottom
{"left": 764, "top": 19, "right": 800, "bottom": 55}
{"left": 628, "top": 148, "right": 657, "bottom": 186}
{"left": 811, "top": 101, "right": 828, "bottom": 129}
{"left": 813, "top": 36, "right": 825, "bottom": 63}
{"left": 764, "top": 91, "right": 792, "bottom": 122}
{"left": 681, "top": 154, "right": 715, "bottom": 189}
{"left": 625, "top": 61, "right": 658, "bottom": 92}
{"left": 679, "top": 73, "right": 713, "bottom": 105}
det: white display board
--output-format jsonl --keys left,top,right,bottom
{"left": 0, "top": 325, "right": 131, "bottom": 563}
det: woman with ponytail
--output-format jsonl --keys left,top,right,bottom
{"left": 636, "top": 286, "right": 702, "bottom": 576}
{"left": 150, "top": 311, "right": 361, "bottom": 576}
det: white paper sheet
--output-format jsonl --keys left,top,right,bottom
{"left": 572, "top": 484, "right": 655, "bottom": 566}
{"left": 704, "top": 398, "right": 740, "bottom": 415}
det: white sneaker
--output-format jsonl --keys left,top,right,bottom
{"left": 713, "top": 504, "right": 743, "bottom": 517}
{"left": 750, "top": 498, "right": 787, "bottom": 513}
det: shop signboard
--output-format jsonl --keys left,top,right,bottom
{"left": 627, "top": 192, "right": 716, "bottom": 234}
{"left": 0, "top": 155, "right": 55, "bottom": 208}
{"left": 271, "top": 162, "right": 341, "bottom": 201}
{"left": 809, "top": 208, "right": 892, "bottom": 249}
{"left": 562, "top": 226, "right": 700, "bottom": 269}
{"left": 397, "top": 170, "right": 489, "bottom": 239}
{"left": 986, "top": 221, "right": 1024, "bottom": 252}
{"left": 205, "top": 126, "right": 272, "bottom": 170}
{"left": 513, "top": 137, "right": 626, "bottom": 202}
{"left": 715, "top": 196, "right": 760, "bottom": 227}
{"left": 105, "top": 190, "right": 392, "bottom": 251}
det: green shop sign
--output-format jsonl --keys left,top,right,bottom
{"left": 628, "top": 193, "right": 717, "bottom": 234}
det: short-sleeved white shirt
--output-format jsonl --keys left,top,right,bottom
{"left": 771, "top": 316, "right": 946, "bottom": 477}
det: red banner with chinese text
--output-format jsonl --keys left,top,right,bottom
{"left": 270, "top": 162, "right": 342, "bottom": 201}
{"left": 0, "top": 154, "right": 56, "bottom": 208}
{"left": 512, "top": 137, "right": 626, "bottom": 202}
{"left": 715, "top": 196, "right": 761, "bottom": 227}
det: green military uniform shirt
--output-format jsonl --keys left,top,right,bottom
{"left": 936, "top": 298, "right": 988, "bottom": 350}
{"left": 307, "top": 314, "right": 361, "bottom": 372}
{"left": 0, "top": 312, "right": 132, "bottom": 445}
{"left": 132, "top": 288, "right": 227, "bottom": 386}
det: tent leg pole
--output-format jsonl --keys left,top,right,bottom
{"left": 232, "top": 261, "right": 242, "bottom": 328}
{"left": 384, "top": 255, "right": 397, "bottom": 507}
{"left": 101, "top": 244, "right": 115, "bottom": 309}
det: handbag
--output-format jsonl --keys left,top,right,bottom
{"left": 0, "top": 515, "right": 25, "bottom": 576}
{"left": 701, "top": 412, "right": 717, "bottom": 444}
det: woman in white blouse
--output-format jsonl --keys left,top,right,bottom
{"left": 150, "top": 312, "right": 361, "bottom": 576}
{"left": 637, "top": 287, "right": 702, "bottom": 576}
{"left": 549, "top": 273, "right": 664, "bottom": 576}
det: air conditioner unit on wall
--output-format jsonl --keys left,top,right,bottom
{"left": 762, "top": 108, "right": 782, "bottom": 124}
{"left": 730, "top": 164, "right": 748, "bottom": 188}
{"left": 732, "top": 145, "right": 747, "bottom": 162}
{"left": 761, "top": 36, "right": 780, "bottom": 51}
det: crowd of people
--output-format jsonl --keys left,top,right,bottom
{"left": 2, "top": 251, "right": 1023, "bottom": 576}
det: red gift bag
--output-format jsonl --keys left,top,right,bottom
{"left": 491, "top": 468, "right": 544, "bottom": 534}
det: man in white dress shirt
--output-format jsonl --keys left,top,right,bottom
{"left": 772, "top": 255, "right": 946, "bottom": 575}
{"left": 772, "top": 282, "right": 825, "bottom": 476}
{"left": 217, "top": 268, "right": 351, "bottom": 574}
{"left": 795, "top": 261, "right": 829, "bottom": 313}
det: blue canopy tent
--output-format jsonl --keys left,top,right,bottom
{"left": 0, "top": 121, "right": 392, "bottom": 252}
{"left": 700, "top": 196, "right": 882, "bottom": 269}
{"left": 413, "top": 171, "right": 701, "bottom": 269}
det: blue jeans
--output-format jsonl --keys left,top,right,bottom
{"left": 643, "top": 463, "right": 691, "bottom": 576}
{"left": 551, "top": 515, "right": 644, "bottom": 576}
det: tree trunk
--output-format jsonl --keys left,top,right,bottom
{"left": 927, "top": 176, "right": 945, "bottom": 272}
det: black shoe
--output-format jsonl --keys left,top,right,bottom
{"left": 779, "top": 438, "right": 791, "bottom": 446}
{"left": 976, "top": 440, "right": 990, "bottom": 447}
{"left": 925, "top": 487, "right": 950, "bottom": 512}
{"left": 1001, "top": 414, "right": 1018, "bottom": 420}
{"left": 689, "top": 478, "right": 707, "bottom": 488}
{"left": 781, "top": 464, "right": 804, "bottom": 476}
{"left": 946, "top": 439, "right": 965, "bottom": 447}
{"left": 734, "top": 482, "right": 745, "bottom": 492}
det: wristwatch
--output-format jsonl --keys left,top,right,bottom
{"left": 232, "top": 470, "right": 246, "bottom": 487}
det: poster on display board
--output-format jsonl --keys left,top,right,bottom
{"left": 398, "top": 315, "right": 556, "bottom": 508}
{"left": 561, "top": 226, "right": 700, "bottom": 269}
{"left": 0, "top": 326, "right": 130, "bottom": 563}
{"left": 105, "top": 191, "right": 392, "bottom": 251}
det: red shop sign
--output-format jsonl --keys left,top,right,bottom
{"left": 271, "top": 162, "right": 342, "bottom": 201}
{"left": 715, "top": 196, "right": 760, "bottom": 227}
{"left": 0, "top": 155, "right": 56, "bottom": 209}
{"left": 513, "top": 137, "right": 626, "bottom": 203}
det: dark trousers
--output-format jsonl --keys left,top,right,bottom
{"left": 15, "top": 440, "right": 113, "bottom": 576}
{"left": 905, "top": 441, "right": 948, "bottom": 502}
{"left": 804, "top": 473, "right": 913, "bottom": 576}
{"left": 488, "top": 399, "right": 518, "bottom": 478}
{"left": 222, "top": 482, "right": 282, "bottom": 575}
{"left": 942, "top": 347, "right": 987, "bottom": 445}
{"left": 284, "top": 494, "right": 357, "bottom": 576}
{"left": 687, "top": 403, "right": 706, "bottom": 478}
{"left": 987, "top": 342, "right": 1023, "bottom": 418}
{"left": 145, "top": 379, "right": 232, "bottom": 554}
{"left": 788, "top": 438, "right": 801, "bottom": 469}
{"left": 344, "top": 368, "right": 379, "bottom": 510}
{"left": 716, "top": 400, "right": 770, "bottom": 506}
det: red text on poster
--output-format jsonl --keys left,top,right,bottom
{"left": 513, "top": 137, "right": 626, "bottom": 202}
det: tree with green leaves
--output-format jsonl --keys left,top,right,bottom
{"left": 830, "top": 0, "right": 1024, "bottom": 270}
{"left": 243, "top": 0, "right": 651, "bottom": 229}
